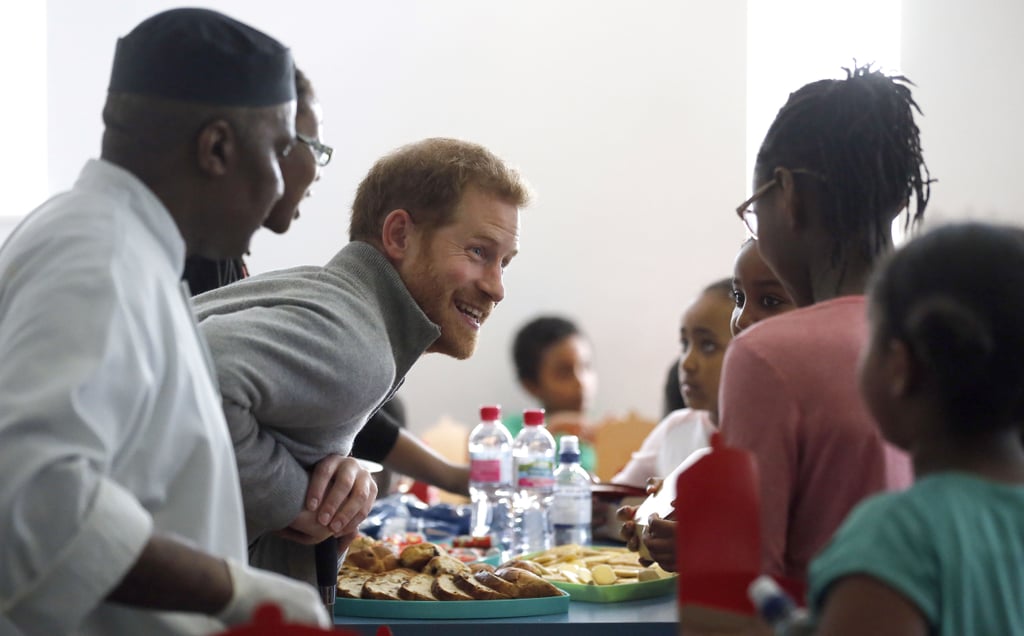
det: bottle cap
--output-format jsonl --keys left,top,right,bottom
{"left": 559, "top": 435, "right": 580, "bottom": 456}
{"left": 747, "top": 575, "right": 794, "bottom": 624}
{"left": 523, "top": 408, "right": 546, "bottom": 426}
{"left": 480, "top": 405, "right": 501, "bottom": 421}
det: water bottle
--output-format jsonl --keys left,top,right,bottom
{"left": 552, "top": 435, "right": 592, "bottom": 546}
{"left": 512, "top": 408, "right": 556, "bottom": 554}
{"left": 468, "top": 405, "right": 514, "bottom": 555}
{"left": 748, "top": 575, "right": 814, "bottom": 636}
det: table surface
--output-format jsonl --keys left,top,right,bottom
{"left": 333, "top": 592, "right": 676, "bottom": 636}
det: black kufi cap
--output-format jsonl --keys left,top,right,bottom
{"left": 108, "top": 8, "right": 295, "bottom": 107}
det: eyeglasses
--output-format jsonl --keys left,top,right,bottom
{"left": 734, "top": 168, "right": 825, "bottom": 238}
{"left": 296, "top": 133, "right": 333, "bottom": 167}
{"left": 735, "top": 178, "right": 776, "bottom": 238}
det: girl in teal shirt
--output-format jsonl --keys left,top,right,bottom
{"left": 810, "top": 222, "right": 1024, "bottom": 636}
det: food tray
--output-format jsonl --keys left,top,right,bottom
{"left": 590, "top": 483, "right": 648, "bottom": 500}
{"left": 550, "top": 575, "right": 677, "bottom": 603}
{"left": 334, "top": 590, "right": 570, "bottom": 619}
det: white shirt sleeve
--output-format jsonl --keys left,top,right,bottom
{"left": 611, "top": 409, "right": 712, "bottom": 488}
{"left": 0, "top": 239, "right": 154, "bottom": 631}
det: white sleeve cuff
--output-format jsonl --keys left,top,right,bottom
{"left": 6, "top": 477, "right": 153, "bottom": 634}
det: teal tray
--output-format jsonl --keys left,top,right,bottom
{"left": 334, "top": 590, "right": 570, "bottom": 619}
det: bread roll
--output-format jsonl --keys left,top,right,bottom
{"left": 468, "top": 562, "right": 496, "bottom": 574}
{"left": 344, "top": 547, "right": 385, "bottom": 572}
{"left": 343, "top": 544, "right": 399, "bottom": 573}
{"left": 349, "top": 535, "right": 377, "bottom": 552}
{"left": 400, "top": 542, "right": 444, "bottom": 571}
{"left": 372, "top": 544, "right": 400, "bottom": 571}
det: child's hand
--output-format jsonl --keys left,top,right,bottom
{"left": 645, "top": 477, "right": 664, "bottom": 496}
{"left": 616, "top": 505, "right": 647, "bottom": 558}
{"left": 640, "top": 513, "right": 678, "bottom": 572}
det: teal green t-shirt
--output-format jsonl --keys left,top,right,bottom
{"left": 809, "top": 473, "right": 1024, "bottom": 636}
{"left": 502, "top": 413, "right": 597, "bottom": 475}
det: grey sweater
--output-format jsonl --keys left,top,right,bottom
{"left": 193, "top": 241, "right": 439, "bottom": 581}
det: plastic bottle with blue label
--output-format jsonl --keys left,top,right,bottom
{"left": 468, "top": 405, "right": 514, "bottom": 555}
{"left": 552, "top": 435, "right": 592, "bottom": 546}
{"left": 512, "top": 408, "right": 556, "bottom": 554}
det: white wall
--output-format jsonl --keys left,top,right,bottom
{"left": 1, "top": 2, "right": 46, "bottom": 227}
{"left": 44, "top": 0, "right": 748, "bottom": 431}
{"left": 33, "top": 0, "right": 1024, "bottom": 435}
{"left": 901, "top": 0, "right": 1024, "bottom": 228}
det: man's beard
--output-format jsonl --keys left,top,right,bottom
{"left": 405, "top": 258, "right": 480, "bottom": 360}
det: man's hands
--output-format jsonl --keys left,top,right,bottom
{"left": 277, "top": 455, "right": 377, "bottom": 544}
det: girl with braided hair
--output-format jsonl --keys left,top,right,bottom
{"left": 711, "top": 65, "right": 933, "bottom": 590}
{"left": 809, "top": 222, "right": 1024, "bottom": 635}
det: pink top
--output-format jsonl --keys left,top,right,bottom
{"left": 718, "top": 296, "right": 912, "bottom": 584}
{"left": 611, "top": 408, "right": 715, "bottom": 488}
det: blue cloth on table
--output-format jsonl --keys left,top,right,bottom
{"left": 360, "top": 493, "right": 471, "bottom": 543}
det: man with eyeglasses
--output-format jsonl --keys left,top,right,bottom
{"left": 192, "top": 138, "right": 531, "bottom": 585}
{"left": 0, "top": 8, "right": 331, "bottom": 633}
{"left": 183, "top": 67, "right": 334, "bottom": 296}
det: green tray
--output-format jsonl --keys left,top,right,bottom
{"left": 334, "top": 590, "right": 570, "bottom": 619}
{"left": 551, "top": 576, "right": 677, "bottom": 603}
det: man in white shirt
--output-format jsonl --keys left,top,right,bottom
{"left": 0, "top": 8, "right": 334, "bottom": 634}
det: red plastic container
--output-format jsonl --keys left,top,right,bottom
{"left": 674, "top": 432, "right": 763, "bottom": 632}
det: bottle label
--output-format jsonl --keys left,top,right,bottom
{"left": 470, "top": 458, "right": 503, "bottom": 483}
{"left": 516, "top": 459, "right": 555, "bottom": 489}
{"left": 552, "top": 491, "right": 592, "bottom": 524}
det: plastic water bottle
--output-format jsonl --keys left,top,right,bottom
{"left": 512, "top": 408, "right": 556, "bottom": 554}
{"left": 468, "top": 405, "right": 514, "bottom": 555}
{"left": 552, "top": 435, "right": 592, "bottom": 546}
{"left": 748, "top": 575, "right": 814, "bottom": 636}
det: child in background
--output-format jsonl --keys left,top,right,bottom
{"left": 612, "top": 279, "right": 733, "bottom": 488}
{"left": 730, "top": 238, "right": 794, "bottom": 336}
{"left": 617, "top": 245, "right": 796, "bottom": 566}
{"left": 506, "top": 316, "right": 599, "bottom": 473}
{"left": 810, "top": 223, "right": 1024, "bottom": 635}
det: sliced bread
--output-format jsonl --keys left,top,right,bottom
{"left": 336, "top": 567, "right": 373, "bottom": 599}
{"left": 452, "top": 570, "right": 511, "bottom": 600}
{"left": 431, "top": 573, "right": 474, "bottom": 601}
{"left": 398, "top": 573, "right": 439, "bottom": 601}
{"left": 473, "top": 570, "right": 520, "bottom": 598}
{"left": 422, "top": 554, "right": 469, "bottom": 577}
{"left": 361, "top": 568, "right": 417, "bottom": 600}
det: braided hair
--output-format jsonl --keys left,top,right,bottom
{"left": 755, "top": 64, "right": 932, "bottom": 266}
{"left": 868, "top": 223, "right": 1024, "bottom": 426}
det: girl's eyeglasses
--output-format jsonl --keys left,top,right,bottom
{"left": 734, "top": 169, "right": 825, "bottom": 238}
